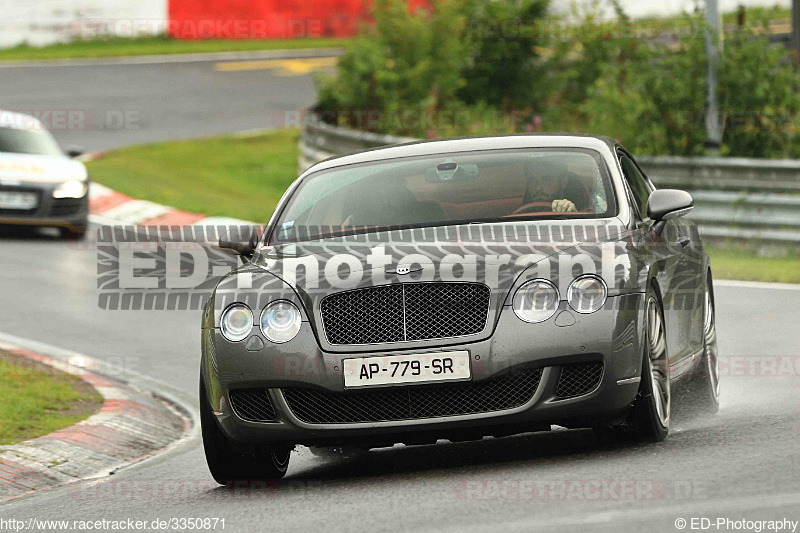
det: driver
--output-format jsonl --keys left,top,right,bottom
{"left": 522, "top": 159, "right": 591, "bottom": 213}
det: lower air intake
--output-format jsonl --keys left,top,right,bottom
{"left": 229, "top": 389, "right": 278, "bottom": 422}
{"left": 555, "top": 362, "right": 604, "bottom": 399}
{"left": 281, "top": 369, "right": 543, "bottom": 424}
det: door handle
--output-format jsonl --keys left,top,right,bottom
{"left": 677, "top": 236, "right": 690, "bottom": 248}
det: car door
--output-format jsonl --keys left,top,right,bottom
{"left": 617, "top": 150, "right": 699, "bottom": 366}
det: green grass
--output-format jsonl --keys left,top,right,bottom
{"left": 87, "top": 129, "right": 301, "bottom": 223}
{"left": 0, "top": 35, "right": 349, "bottom": 62}
{"left": 0, "top": 352, "right": 102, "bottom": 445}
{"left": 707, "top": 248, "right": 800, "bottom": 284}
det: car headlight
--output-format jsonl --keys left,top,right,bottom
{"left": 220, "top": 304, "right": 253, "bottom": 342}
{"left": 567, "top": 275, "right": 608, "bottom": 314}
{"left": 53, "top": 179, "right": 88, "bottom": 199}
{"left": 512, "top": 279, "right": 560, "bottom": 323}
{"left": 260, "top": 301, "right": 301, "bottom": 343}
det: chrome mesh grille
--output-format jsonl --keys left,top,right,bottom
{"left": 555, "top": 362, "right": 604, "bottom": 399}
{"left": 229, "top": 389, "right": 278, "bottom": 422}
{"left": 281, "top": 369, "right": 542, "bottom": 424}
{"left": 321, "top": 284, "right": 404, "bottom": 344}
{"left": 320, "top": 282, "right": 490, "bottom": 345}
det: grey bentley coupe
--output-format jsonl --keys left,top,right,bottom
{"left": 200, "top": 134, "right": 720, "bottom": 483}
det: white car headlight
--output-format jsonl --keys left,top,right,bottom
{"left": 220, "top": 304, "right": 253, "bottom": 342}
{"left": 567, "top": 275, "right": 608, "bottom": 314}
{"left": 261, "top": 301, "right": 301, "bottom": 343}
{"left": 512, "top": 279, "right": 560, "bottom": 323}
{"left": 53, "top": 179, "right": 88, "bottom": 199}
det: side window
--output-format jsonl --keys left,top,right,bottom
{"left": 618, "top": 155, "right": 652, "bottom": 219}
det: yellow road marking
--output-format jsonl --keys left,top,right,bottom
{"left": 214, "top": 57, "right": 338, "bottom": 75}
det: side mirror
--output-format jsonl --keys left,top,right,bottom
{"left": 647, "top": 189, "right": 693, "bottom": 221}
{"left": 647, "top": 189, "right": 693, "bottom": 236}
{"left": 219, "top": 226, "right": 261, "bottom": 260}
{"left": 65, "top": 146, "right": 84, "bottom": 159}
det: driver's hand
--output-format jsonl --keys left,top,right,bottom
{"left": 552, "top": 199, "right": 577, "bottom": 212}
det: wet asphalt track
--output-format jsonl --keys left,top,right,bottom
{"left": 1, "top": 58, "right": 800, "bottom": 532}
{"left": 0, "top": 53, "right": 324, "bottom": 151}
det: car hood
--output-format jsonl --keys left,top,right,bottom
{"left": 0, "top": 152, "right": 87, "bottom": 185}
{"left": 252, "top": 219, "right": 632, "bottom": 297}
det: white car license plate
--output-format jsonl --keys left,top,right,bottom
{"left": 0, "top": 191, "right": 38, "bottom": 210}
{"left": 343, "top": 350, "right": 471, "bottom": 388}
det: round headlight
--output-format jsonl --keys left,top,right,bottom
{"left": 567, "top": 275, "right": 608, "bottom": 314}
{"left": 512, "top": 279, "right": 560, "bottom": 323}
{"left": 261, "top": 301, "right": 301, "bottom": 343}
{"left": 220, "top": 304, "right": 253, "bottom": 342}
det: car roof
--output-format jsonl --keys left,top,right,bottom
{"left": 0, "top": 109, "right": 45, "bottom": 131}
{"left": 302, "top": 133, "right": 620, "bottom": 175}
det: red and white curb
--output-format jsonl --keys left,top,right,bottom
{"left": 89, "top": 182, "right": 254, "bottom": 228}
{"left": 0, "top": 336, "right": 193, "bottom": 501}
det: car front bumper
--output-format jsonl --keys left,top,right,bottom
{"left": 203, "top": 293, "right": 646, "bottom": 447}
{"left": 0, "top": 182, "right": 89, "bottom": 232}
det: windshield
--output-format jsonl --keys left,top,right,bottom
{"left": 0, "top": 127, "right": 63, "bottom": 156}
{"left": 272, "top": 148, "right": 617, "bottom": 243}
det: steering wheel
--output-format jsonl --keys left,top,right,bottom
{"left": 511, "top": 201, "right": 556, "bottom": 216}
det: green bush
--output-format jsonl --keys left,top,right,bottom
{"left": 317, "top": 0, "right": 551, "bottom": 136}
{"left": 564, "top": 11, "right": 800, "bottom": 158}
{"left": 720, "top": 25, "right": 800, "bottom": 158}
{"left": 579, "top": 14, "right": 709, "bottom": 156}
{"left": 457, "top": 0, "right": 549, "bottom": 110}
{"left": 317, "top": 0, "right": 472, "bottom": 134}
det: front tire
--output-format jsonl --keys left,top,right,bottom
{"left": 595, "top": 288, "right": 670, "bottom": 444}
{"left": 200, "top": 378, "right": 291, "bottom": 484}
{"left": 60, "top": 227, "right": 87, "bottom": 240}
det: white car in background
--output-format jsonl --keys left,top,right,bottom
{"left": 0, "top": 110, "right": 89, "bottom": 239}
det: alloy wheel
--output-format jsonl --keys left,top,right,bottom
{"left": 647, "top": 296, "right": 670, "bottom": 428}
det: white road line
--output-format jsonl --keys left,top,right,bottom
{"left": 716, "top": 279, "right": 800, "bottom": 291}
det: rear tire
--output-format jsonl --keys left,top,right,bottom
{"left": 200, "top": 377, "right": 291, "bottom": 485}
{"left": 681, "top": 274, "right": 720, "bottom": 415}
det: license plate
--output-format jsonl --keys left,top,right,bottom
{"left": 0, "top": 191, "right": 38, "bottom": 210}
{"left": 343, "top": 350, "right": 471, "bottom": 388}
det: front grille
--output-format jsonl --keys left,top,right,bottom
{"left": 320, "top": 282, "right": 491, "bottom": 345}
{"left": 281, "top": 369, "right": 542, "bottom": 424}
{"left": 229, "top": 389, "right": 278, "bottom": 422}
{"left": 555, "top": 362, "right": 604, "bottom": 399}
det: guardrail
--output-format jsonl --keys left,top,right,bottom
{"left": 299, "top": 115, "right": 800, "bottom": 247}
